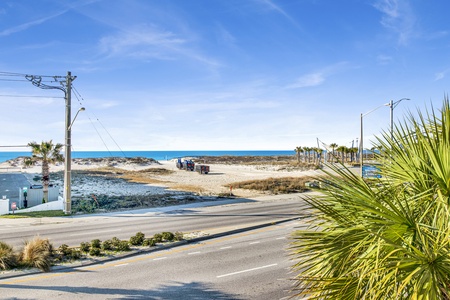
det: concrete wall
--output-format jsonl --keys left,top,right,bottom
{"left": 0, "top": 198, "right": 10, "bottom": 215}
{"left": 13, "top": 197, "right": 64, "bottom": 214}
{"left": 18, "top": 186, "right": 60, "bottom": 208}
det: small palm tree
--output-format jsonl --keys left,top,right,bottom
{"left": 24, "top": 140, "right": 64, "bottom": 203}
{"left": 329, "top": 143, "right": 338, "bottom": 163}
{"left": 291, "top": 98, "right": 450, "bottom": 299}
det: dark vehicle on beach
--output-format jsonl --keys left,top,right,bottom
{"left": 176, "top": 158, "right": 195, "bottom": 171}
{"left": 195, "top": 165, "right": 209, "bottom": 174}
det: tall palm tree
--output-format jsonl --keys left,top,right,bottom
{"left": 329, "top": 143, "right": 338, "bottom": 163}
{"left": 294, "top": 146, "right": 302, "bottom": 163}
{"left": 24, "top": 140, "right": 64, "bottom": 203}
{"left": 291, "top": 99, "right": 450, "bottom": 299}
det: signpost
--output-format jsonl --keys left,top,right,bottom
{"left": 11, "top": 202, "right": 16, "bottom": 214}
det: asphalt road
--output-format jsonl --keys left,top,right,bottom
{"left": 0, "top": 173, "right": 30, "bottom": 201}
{"left": 0, "top": 195, "right": 307, "bottom": 250}
{"left": 0, "top": 219, "right": 301, "bottom": 299}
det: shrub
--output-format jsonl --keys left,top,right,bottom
{"left": 152, "top": 233, "right": 163, "bottom": 243}
{"left": 0, "top": 241, "right": 17, "bottom": 270}
{"left": 89, "top": 247, "right": 101, "bottom": 256}
{"left": 90, "top": 239, "right": 101, "bottom": 249}
{"left": 101, "top": 240, "right": 113, "bottom": 251}
{"left": 142, "top": 238, "right": 156, "bottom": 247}
{"left": 21, "top": 237, "right": 53, "bottom": 272}
{"left": 111, "top": 237, "right": 121, "bottom": 248}
{"left": 174, "top": 231, "right": 184, "bottom": 241}
{"left": 80, "top": 242, "right": 90, "bottom": 253}
{"left": 161, "top": 232, "right": 175, "bottom": 242}
{"left": 116, "top": 241, "right": 130, "bottom": 252}
{"left": 129, "top": 232, "right": 145, "bottom": 246}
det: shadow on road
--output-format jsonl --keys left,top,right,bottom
{"left": 2, "top": 281, "right": 243, "bottom": 300}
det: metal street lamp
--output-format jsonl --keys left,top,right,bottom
{"left": 388, "top": 98, "right": 410, "bottom": 142}
{"left": 359, "top": 98, "right": 410, "bottom": 178}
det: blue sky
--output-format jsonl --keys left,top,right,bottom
{"left": 0, "top": 0, "right": 449, "bottom": 151}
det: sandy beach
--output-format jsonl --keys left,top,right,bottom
{"left": 0, "top": 156, "right": 320, "bottom": 202}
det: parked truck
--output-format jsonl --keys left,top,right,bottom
{"left": 195, "top": 164, "right": 210, "bottom": 174}
{"left": 176, "top": 158, "right": 195, "bottom": 171}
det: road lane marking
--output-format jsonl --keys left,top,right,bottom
{"left": 153, "top": 257, "right": 167, "bottom": 261}
{"left": 188, "top": 251, "right": 201, "bottom": 255}
{"left": 220, "top": 246, "right": 232, "bottom": 250}
{"left": 249, "top": 241, "right": 260, "bottom": 245}
{"left": 217, "top": 263, "right": 278, "bottom": 278}
{"left": 276, "top": 237, "right": 286, "bottom": 240}
{"left": 114, "top": 263, "right": 129, "bottom": 267}
{"left": 69, "top": 229, "right": 122, "bottom": 236}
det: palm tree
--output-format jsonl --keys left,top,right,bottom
{"left": 294, "top": 146, "right": 302, "bottom": 163}
{"left": 24, "top": 140, "right": 64, "bottom": 203}
{"left": 329, "top": 143, "right": 338, "bottom": 163}
{"left": 291, "top": 99, "right": 450, "bottom": 299}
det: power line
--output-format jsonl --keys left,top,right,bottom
{"left": 0, "top": 94, "right": 64, "bottom": 98}
{"left": 72, "top": 85, "right": 127, "bottom": 158}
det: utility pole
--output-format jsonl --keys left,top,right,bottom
{"left": 64, "top": 71, "right": 74, "bottom": 215}
{"left": 26, "top": 71, "right": 77, "bottom": 214}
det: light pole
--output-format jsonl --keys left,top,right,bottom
{"left": 359, "top": 98, "right": 410, "bottom": 177}
{"left": 360, "top": 103, "right": 389, "bottom": 177}
{"left": 388, "top": 98, "right": 410, "bottom": 142}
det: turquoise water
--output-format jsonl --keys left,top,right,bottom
{"left": 0, "top": 150, "right": 295, "bottom": 163}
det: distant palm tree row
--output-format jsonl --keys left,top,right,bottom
{"left": 294, "top": 144, "right": 359, "bottom": 164}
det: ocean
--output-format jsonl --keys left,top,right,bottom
{"left": 0, "top": 150, "right": 295, "bottom": 163}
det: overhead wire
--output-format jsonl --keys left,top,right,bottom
{"left": 72, "top": 85, "right": 128, "bottom": 158}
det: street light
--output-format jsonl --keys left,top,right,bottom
{"left": 359, "top": 98, "right": 410, "bottom": 178}
{"left": 388, "top": 98, "right": 410, "bottom": 142}
{"left": 360, "top": 103, "right": 388, "bottom": 177}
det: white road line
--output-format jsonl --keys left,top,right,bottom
{"left": 276, "top": 237, "right": 286, "bottom": 240}
{"left": 217, "top": 263, "right": 278, "bottom": 278}
{"left": 249, "top": 241, "right": 260, "bottom": 245}
{"left": 188, "top": 251, "right": 201, "bottom": 255}
{"left": 69, "top": 228, "right": 122, "bottom": 236}
{"left": 153, "top": 257, "right": 167, "bottom": 261}
{"left": 114, "top": 263, "right": 129, "bottom": 267}
{"left": 220, "top": 246, "right": 232, "bottom": 250}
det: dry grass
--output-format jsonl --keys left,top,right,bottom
{"left": 21, "top": 237, "right": 53, "bottom": 272}
{"left": 0, "top": 241, "right": 17, "bottom": 270}
{"left": 229, "top": 176, "right": 314, "bottom": 194}
{"left": 74, "top": 167, "right": 174, "bottom": 185}
{"left": 170, "top": 184, "right": 206, "bottom": 194}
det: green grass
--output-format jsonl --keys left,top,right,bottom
{"left": 0, "top": 210, "right": 67, "bottom": 218}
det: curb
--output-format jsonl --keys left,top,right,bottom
{"left": 0, "top": 217, "right": 299, "bottom": 280}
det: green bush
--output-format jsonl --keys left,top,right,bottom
{"left": 89, "top": 247, "right": 101, "bottom": 256}
{"left": 0, "top": 241, "right": 17, "bottom": 270}
{"left": 153, "top": 233, "right": 163, "bottom": 243}
{"left": 129, "top": 232, "right": 145, "bottom": 246}
{"left": 80, "top": 242, "right": 90, "bottom": 253}
{"left": 174, "top": 231, "right": 184, "bottom": 241}
{"left": 111, "top": 237, "right": 121, "bottom": 248}
{"left": 101, "top": 240, "right": 113, "bottom": 251}
{"left": 161, "top": 232, "right": 175, "bottom": 242}
{"left": 142, "top": 238, "right": 156, "bottom": 247}
{"left": 116, "top": 241, "right": 130, "bottom": 252}
{"left": 90, "top": 239, "right": 101, "bottom": 249}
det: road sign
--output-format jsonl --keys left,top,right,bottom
{"left": 11, "top": 202, "right": 16, "bottom": 212}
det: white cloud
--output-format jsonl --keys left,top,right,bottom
{"left": 286, "top": 73, "right": 325, "bottom": 89}
{"left": 0, "top": 10, "right": 67, "bottom": 37}
{"left": 434, "top": 70, "right": 448, "bottom": 81}
{"left": 377, "top": 54, "right": 393, "bottom": 65}
{"left": 373, "top": 0, "right": 416, "bottom": 45}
